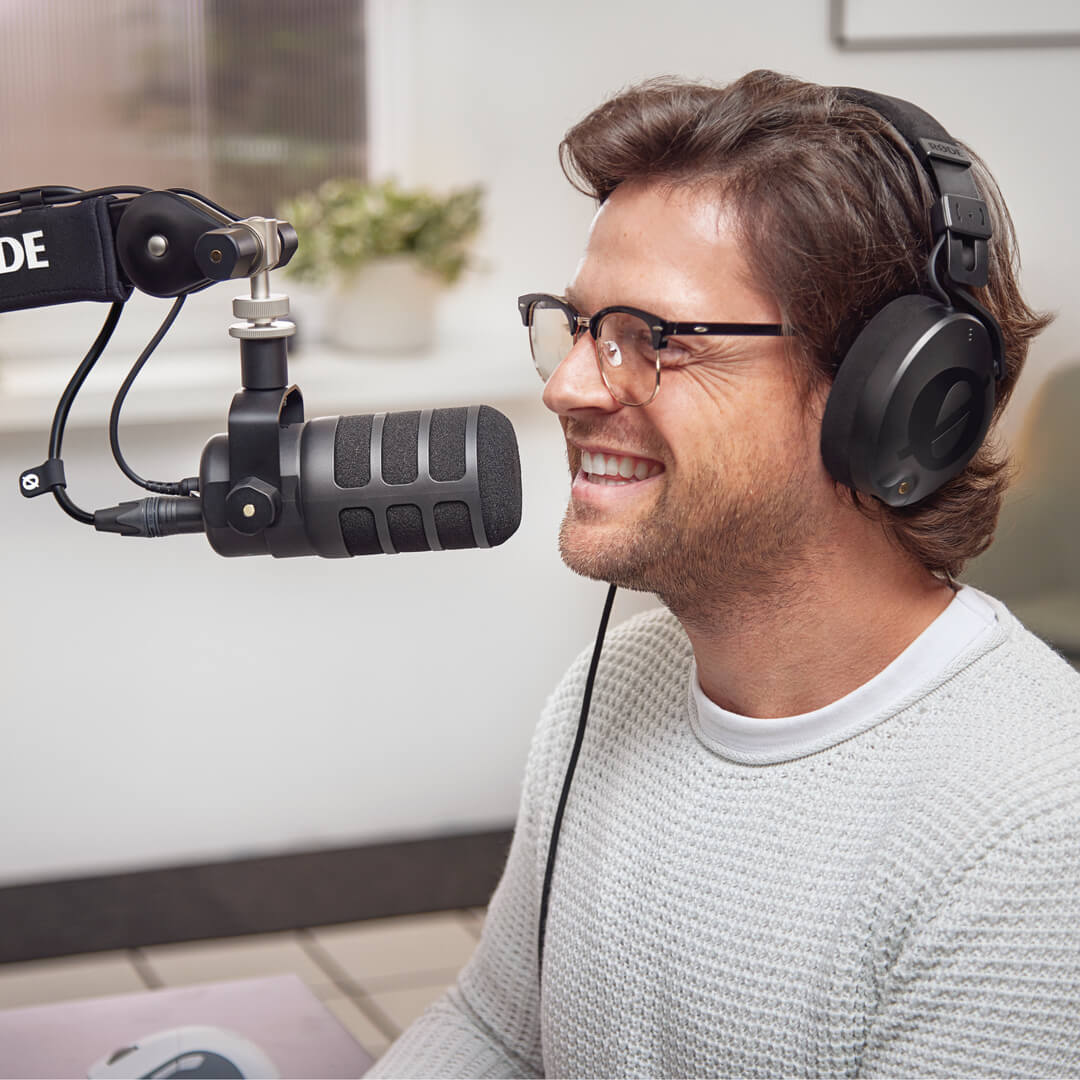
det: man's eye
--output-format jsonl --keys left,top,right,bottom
{"left": 660, "top": 341, "right": 692, "bottom": 366}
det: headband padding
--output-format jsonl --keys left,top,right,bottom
{"left": 834, "top": 88, "right": 950, "bottom": 168}
{"left": 834, "top": 86, "right": 981, "bottom": 206}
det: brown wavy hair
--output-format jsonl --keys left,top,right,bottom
{"left": 559, "top": 70, "right": 1051, "bottom": 578}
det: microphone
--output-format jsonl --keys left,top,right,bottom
{"left": 10, "top": 185, "right": 522, "bottom": 562}
{"left": 190, "top": 404, "right": 521, "bottom": 558}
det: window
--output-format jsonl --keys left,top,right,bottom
{"left": 0, "top": 0, "right": 373, "bottom": 364}
{"left": 0, "top": 0, "right": 367, "bottom": 217}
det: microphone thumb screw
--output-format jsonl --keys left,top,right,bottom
{"left": 225, "top": 476, "right": 280, "bottom": 534}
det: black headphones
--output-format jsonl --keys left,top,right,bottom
{"left": 820, "top": 88, "right": 1006, "bottom": 508}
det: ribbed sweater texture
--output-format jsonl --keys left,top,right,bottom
{"left": 369, "top": 595, "right": 1080, "bottom": 1078}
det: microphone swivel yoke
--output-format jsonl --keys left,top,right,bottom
{"left": 113, "top": 191, "right": 299, "bottom": 298}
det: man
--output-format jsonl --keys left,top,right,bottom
{"left": 370, "top": 71, "right": 1080, "bottom": 1078}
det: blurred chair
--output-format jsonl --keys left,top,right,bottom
{"left": 962, "top": 361, "right": 1080, "bottom": 663}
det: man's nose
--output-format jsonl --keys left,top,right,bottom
{"left": 542, "top": 332, "right": 621, "bottom": 416}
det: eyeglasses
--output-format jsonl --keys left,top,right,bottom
{"left": 517, "top": 292, "right": 787, "bottom": 406}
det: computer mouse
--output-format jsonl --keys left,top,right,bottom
{"left": 87, "top": 1024, "right": 280, "bottom": 1079}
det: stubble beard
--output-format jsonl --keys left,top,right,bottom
{"left": 558, "top": 457, "right": 817, "bottom": 624}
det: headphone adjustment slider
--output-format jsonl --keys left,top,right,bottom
{"left": 933, "top": 195, "right": 992, "bottom": 290}
{"left": 932, "top": 195, "right": 992, "bottom": 242}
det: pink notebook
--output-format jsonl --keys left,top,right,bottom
{"left": 0, "top": 973, "right": 374, "bottom": 1079}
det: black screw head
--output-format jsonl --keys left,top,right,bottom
{"left": 225, "top": 477, "right": 280, "bottom": 534}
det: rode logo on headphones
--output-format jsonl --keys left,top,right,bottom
{"left": 0, "top": 230, "right": 49, "bottom": 274}
{"left": 919, "top": 137, "right": 972, "bottom": 165}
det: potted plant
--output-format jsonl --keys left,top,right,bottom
{"left": 279, "top": 178, "right": 484, "bottom": 354}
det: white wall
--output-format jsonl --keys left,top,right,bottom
{"left": 2, "top": 0, "right": 1076, "bottom": 886}
{"left": 1, "top": 405, "right": 648, "bottom": 884}
{"left": 398, "top": 0, "right": 1078, "bottom": 435}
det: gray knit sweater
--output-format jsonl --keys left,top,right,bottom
{"left": 369, "top": 592, "right": 1080, "bottom": 1078}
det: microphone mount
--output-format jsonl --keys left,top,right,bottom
{"left": 11, "top": 184, "right": 304, "bottom": 544}
{"left": 216, "top": 215, "right": 305, "bottom": 539}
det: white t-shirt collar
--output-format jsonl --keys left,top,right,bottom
{"left": 688, "top": 586, "right": 1001, "bottom": 765}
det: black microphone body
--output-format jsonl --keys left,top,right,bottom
{"left": 198, "top": 405, "right": 521, "bottom": 558}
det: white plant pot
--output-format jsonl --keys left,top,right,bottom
{"left": 326, "top": 255, "right": 444, "bottom": 354}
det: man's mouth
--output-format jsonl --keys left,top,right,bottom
{"left": 579, "top": 449, "right": 664, "bottom": 486}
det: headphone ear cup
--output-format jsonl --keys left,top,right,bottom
{"left": 821, "top": 294, "right": 994, "bottom": 507}
{"left": 822, "top": 295, "right": 935, "bottom": 489}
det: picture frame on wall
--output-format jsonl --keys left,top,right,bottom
{"left": 831, "top": 0, "right": 1080, "bottom": 50}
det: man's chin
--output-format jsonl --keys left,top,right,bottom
{"left": 557, "top": 518, "right": 658, "bottom": 592}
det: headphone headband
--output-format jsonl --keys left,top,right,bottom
{"left": 834, "top": 87, "right": 992, "bottom": 290}
{"left": 820, "top": 87, "right": 1004, "bottom": 507}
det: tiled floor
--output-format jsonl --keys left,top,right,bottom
{"left": 0, "top": 908, "right": 485, "bottom": 1062}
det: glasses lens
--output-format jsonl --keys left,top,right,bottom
{"left": 528, "top": 300, "right": 574, "bottom": 381}
{"left": 595, "top": 312, "right": 659, "bottom": 405}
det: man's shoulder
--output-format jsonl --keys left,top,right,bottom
{"left": 897, "top": 590, "right": 1080, "bottom": 813}
{"left": 967, "top": 589, "right": 1080, "bottom": 714}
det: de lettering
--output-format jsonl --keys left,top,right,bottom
{"left": 0, "top": 230, "right": 49, "bottom": 274}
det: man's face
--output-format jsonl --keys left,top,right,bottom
{"left": 542, "top": 181, "right": 835, "bottom": 610}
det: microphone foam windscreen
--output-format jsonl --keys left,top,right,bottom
{"left": 476, "top": 406, "right": 522, "bottom": 547}
{"left": 428, "top": 408, "right": 473, "bottom": 549}
{"left": 335, "top": 414, "right": 372, "bottom": 487}
{"left": 429, "top": 408, "right": 467, "bottom": 482}
{"left": 333, "top": 406, "right": 521, "bottom": 555}
{"left": 387, "top": 504, "right": 427, "bottom": 551}
{"left": 339, "top": 507, "right": 380, "bottom": 555}
{"left": 382, "top": 411, "right": 420, "bottom": 485}
{"left": 335, "top": 414, "right": 381, "bottom": 555}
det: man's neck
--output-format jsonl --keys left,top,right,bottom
{"left": 669, "top": 536, "right": 955, "bottom": 720}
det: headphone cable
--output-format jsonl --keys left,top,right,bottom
{"left": 537, "top": 582, "right": 618, "bottom": 982}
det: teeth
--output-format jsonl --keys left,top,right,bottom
{"left": 579, "top": 449, "right": 663, "bottom": 484}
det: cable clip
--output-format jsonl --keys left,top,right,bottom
{"left": 19, "top": 458, "right": 66, "bottom": 498}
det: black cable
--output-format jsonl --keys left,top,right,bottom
{"left": 0, "top": 185, "right": 149, "bottom": 213}
{"left": 58, "top": 184, "right": 150, "bottom": 201}
{"left": 3, "top": 185, "right": 239, "bottom": 226}
{"left": 537, "top": 582, "right": 618, "bottom": 981}
{"left": 2, "top": 185, "right": 240, "bottom": 223}
{"left": 46, "top": 302, "right": 126, "bottom": 524}
{"left": 0, "top": 185, "right": 81, "bottom": 208}
{"left": 925, "top": 233, "right": 950, "bottom": 307}
{"left": 108, "top": 295, "right": 195, "bottom": 494}
{"left": 167, "top": 188, "right": 240, "bottom": 221}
